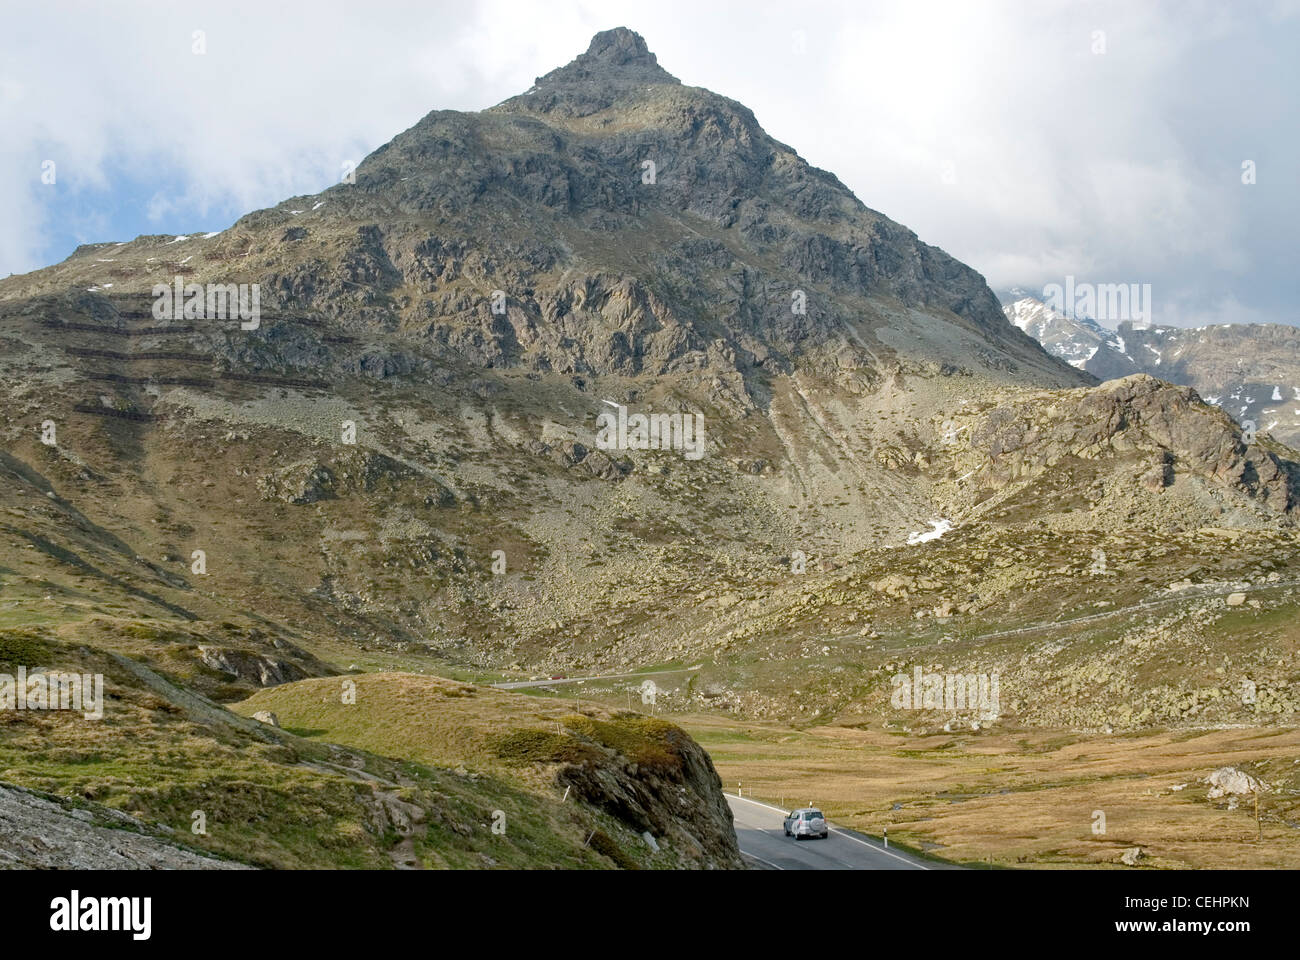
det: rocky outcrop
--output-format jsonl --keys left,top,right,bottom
{"left": 0, "top": 782, "right": 250, "bottom": 869}
{"left": 966, "top": 375, "right": 1297, "bottom": 512}
{"left": 257, "top": 460, "right": 337, "bottom": 504}
{"left": 197, "top": 646, "right": 309, "bottom": 687}
{"left": 541, "top": 439, "right": 632, "bottom": 480}
{"left": 552, "top": 717, "right": 743, "bottom": 870}
{"left": 1205, "top": 766, "right": 1265, "bottom": 798}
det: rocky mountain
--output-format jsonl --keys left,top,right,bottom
{"left": 1005, "top": 294, "right": 1300, "bottom": 448}
{"left": 7, "top": 29, "right": 1076, "bottom": 396}
{"left": 2, "top": 28, "right": 1299, "bottom": 868}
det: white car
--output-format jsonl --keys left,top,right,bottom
{"left": 783, "top": 808, "right": 829, "bottom": 840}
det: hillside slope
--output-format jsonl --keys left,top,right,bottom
{"left": 0, "top": 625, "right": 738, "bottom": 869}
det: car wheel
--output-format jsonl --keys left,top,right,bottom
{"left": 821, "top": 832, "right": 829, "bottom": 840}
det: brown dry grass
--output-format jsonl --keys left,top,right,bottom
{"left": 680, "top": 714, "right": 1300, "bottom": 869}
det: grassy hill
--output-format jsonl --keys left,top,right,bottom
{"left": 0, "top": 625, "right": 739, "bottom": 869}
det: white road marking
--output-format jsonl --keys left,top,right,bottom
{"left": 739, "top": 849, "right": 785, "bottom": 870}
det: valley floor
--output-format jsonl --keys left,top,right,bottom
{"left": 683, "top": 715, "right": 1300, "bottom": 869}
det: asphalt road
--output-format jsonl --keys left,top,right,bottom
{"left": 726, "top": 794, "right": 940, "bottom": 870}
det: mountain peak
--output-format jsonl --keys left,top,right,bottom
{"left": 521, "top": 27, "right": 679, "bottom": 100}
{"left": 583, "top": 27, "right": 659, "bottom": 69}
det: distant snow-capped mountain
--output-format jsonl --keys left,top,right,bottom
{"left": 1003, "top": 296, "right": 1125, "bottom": 372}
{"left": 1003, "top": 294, "right": 1300, "bottom": 448}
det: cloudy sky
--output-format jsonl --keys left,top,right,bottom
{"left": 2, "top": 0, "right": 1296, "bottom": 327}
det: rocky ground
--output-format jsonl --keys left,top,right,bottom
{"left": 0, "top": 783, "right": 249, "bottom": 869}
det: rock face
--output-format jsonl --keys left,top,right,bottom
{"left": 0, "top": 783, "right": 250, "bottom": 869}
{"left": 197, "top": 646, "right": 309, "bottom": 687}
{"left": 553, "top": 718, "right": 743, "bottom": 869}
{"left": 312, "top": 26, "right": 1073, "bottom": 386}
{"left": 959, "top": 375, "right": 1297, "bottom": 514}
{"left": 2, "top": 30, "right": 1082, "bottom": 398}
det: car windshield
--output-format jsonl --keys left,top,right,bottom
{"left": 805, "top": 811, "right": 823, "bottom": 820}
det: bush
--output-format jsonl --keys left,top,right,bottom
{"left": 588, "top": 829, "right": 639, "bottom": 870}
{"left": 0, "top": 630, "right": 52, "bottom": 667}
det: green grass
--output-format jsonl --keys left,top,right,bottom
{"left": 230, "top": 673, "right": 734, "bottom": 869}
{"left": 0, "top": 628, "right": 687, "bottom": 869}
{"left": 0, "top": 628, "right": 52, "bottom": 665}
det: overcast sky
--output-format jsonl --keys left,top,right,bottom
{"left": 2, "top": 0, "right": 1296, "bottom": 327}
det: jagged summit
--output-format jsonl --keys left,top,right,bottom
{"left": 495, "top": 28, "right": 679, "bottom": 117}
{"left": 550, "top": 27, "right": 677, "bottom": 83}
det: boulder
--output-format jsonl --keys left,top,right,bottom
{"left": 1205, "top": 766, "right": 1264, "bottom": 798}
